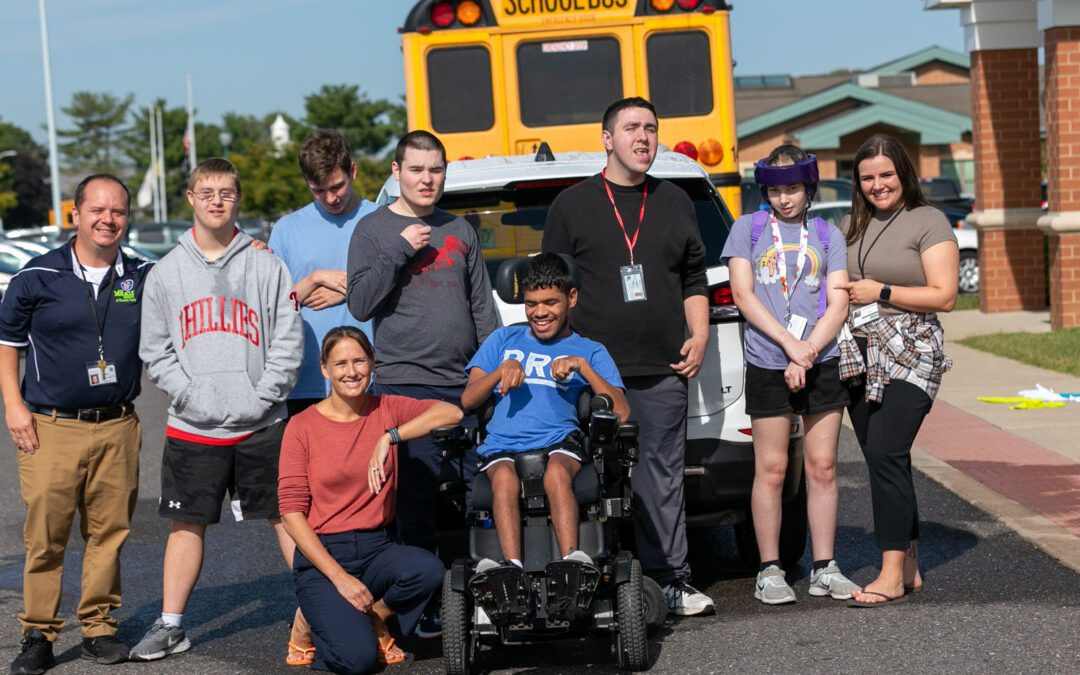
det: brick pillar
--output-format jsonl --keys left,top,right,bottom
{"left": 815, "top": 150, "right": 837, "bottom": 180}
{"left": 1039, "top": 26, "right": 1080, "bottom": 329}
{"left": 967, "top": 48, "right": 1046, "bottom": 312}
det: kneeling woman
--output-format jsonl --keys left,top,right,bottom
{"left": 278, "top": 327, "right": 463, "bottom": 673}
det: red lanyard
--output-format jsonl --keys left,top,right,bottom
{"left": 602, "top": 168, "right": 647, "bottom": 265}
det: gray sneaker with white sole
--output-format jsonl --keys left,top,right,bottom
{"left": 808, "top": 560, "right": 860, "bottom": 600}
{"left": 754, "top": 565, "right": 797, "bottom": 605}
{"left": 128, "top": 619, "right": 190, "bottom": 662}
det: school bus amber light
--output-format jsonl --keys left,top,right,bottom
{"left": 650, "top": 0, "right": 676, "bottom": 11}
{"left": 697, "top": 138, "right": 723, "bottom": 166}
{"left": 457, "top": 1, "right": 482, "bottom": 25}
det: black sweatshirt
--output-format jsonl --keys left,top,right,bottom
{"left": 542, "top": 173, "right": 707, "bottom": 378}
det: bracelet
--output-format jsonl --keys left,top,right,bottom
{"left": 386, "top": 427, "right": 401, "bottom": 445}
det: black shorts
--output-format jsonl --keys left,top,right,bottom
{"left": 159, "top": 421, "right": 285, "bottom": 524}
{"left": 745, "top": 358, "right": 849, "bottom": 417}
{"left": 477, "top": 433, "right": 587, "bottom": 473}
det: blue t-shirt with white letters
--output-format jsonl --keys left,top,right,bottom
{"left": 466, "top": 325, "right": 624, "bottom": 457}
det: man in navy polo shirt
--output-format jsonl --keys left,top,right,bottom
{"left": 0, "top": 174, "right": 152, "bottom": 673}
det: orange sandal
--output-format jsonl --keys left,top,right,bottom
{"left": 377, "top": 635, "right": 406, "bottom": 665}
{"left": 285, "top": 641, "right": 316, "bottom": 666}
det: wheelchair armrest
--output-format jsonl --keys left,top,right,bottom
{"left": 617, "top": 422, "right": 639, "bottom": 439}
{"left": 431, "top": 425, "right": 476, "bottom": 459}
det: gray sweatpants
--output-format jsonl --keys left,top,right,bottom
{"left": 625, "top": 374, "right": 691, "bottom": 585}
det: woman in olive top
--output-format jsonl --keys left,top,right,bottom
{"left": 836, "top": 134, "right": 958, "bottom": 607}
{"left": 278, "top": 327, "right": 463, "bottom": 672}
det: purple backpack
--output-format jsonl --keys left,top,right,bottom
{"left": 750, "top": 210, "right": 831, "bottom": 319}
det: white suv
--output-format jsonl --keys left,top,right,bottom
{"left": 377, "top": 150, "right": 808, "bottom": 567}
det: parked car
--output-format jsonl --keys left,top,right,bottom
{"left": 125, "top": 221, "right": 190, "bottom": 257}
{"left": 740, "top": 177, "right": 853, "bottom": 216}
{"left": 809, "top": 201, "right": 979, "bottom": 294}
{"left": 920, "top": 177, "right": 974, "bottom": 219}
{"left": 0, "top": 242, "right": 35, "bottom": 296}
{"left": 378, "top": 150, "right": 809, "bottom": 568}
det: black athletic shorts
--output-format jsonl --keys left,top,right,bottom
{"left": 158, "top": 421, "right": 285, "bottom": 524}
{"left": 477, "top": 432, "right": 587, "bottom": 473}
{"left": 745, "top": 358, "right": 849, "bottom": 417}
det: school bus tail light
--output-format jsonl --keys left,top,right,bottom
{"left": 673, "top": 141, "right": 699, "bottom": 161}
{"left": 677, "top": 0, "right": 703, "bottom": 8}
{"left": 697, "top": 138, "right": 724, "bottom": 166}
{"left": 431, "top": 2, "right": 455, "bottom": 28}
{"left": 457, "top": 0, "right": 481, "bottom": 25}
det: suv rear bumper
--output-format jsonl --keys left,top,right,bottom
{"left": 683, "top": 435, "right": 805, "bottom": 525}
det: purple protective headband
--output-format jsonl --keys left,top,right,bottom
{"left": 753, "top": 154, "right": 819, "bottom": 189}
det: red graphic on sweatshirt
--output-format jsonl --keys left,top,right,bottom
{"left": 180, "top": 297, "right": 261, "bottom": 348}
{"left": 406, "top": 235, "right": 467, "bottom": 276}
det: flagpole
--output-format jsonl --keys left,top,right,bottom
{"left": 37, "top": 0, "right": 62, "bottom": 227}
{"left": 186, "top": 73, "right": 197, "bottom": 170}
{"left": 156, "top": 106, "right": 168, "bottom": 221}
{"left": 147, "top": 107, "right": 159, "bottom": 221}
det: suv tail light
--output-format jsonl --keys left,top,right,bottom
{"left": 708, "top": 282, "right": 741, "bottom": 322}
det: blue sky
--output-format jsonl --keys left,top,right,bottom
{"left": 2, "top": 0, "right": 966, "bottom": 144}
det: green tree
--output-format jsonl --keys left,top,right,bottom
{"left": 0, "top": 117, "right": 50, "bottom": 228}
{"left": 58, "top": 91, "right": 134, "bottom": 174}
{"left": 0, "top": 163, "right": 17, "bottom": 220}
{"left": 229, "top": 142, "right": 310, "bottom": 220}
{"left": 303, "top": 84, "right": 404, "bottom": 155}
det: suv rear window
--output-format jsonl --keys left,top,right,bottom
{"left": 438, "top": 177, "right": 733, "bottom": 278}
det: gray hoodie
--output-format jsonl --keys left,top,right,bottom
{"left": 139, "top": 229, "right": 302, "bottom": 439}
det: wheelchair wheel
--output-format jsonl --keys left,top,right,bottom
{"left": 641, "top": 576, "right": 668, "bottom": 634}
{"left": 615, "top": 559, "right": 649, "bottom": 672}
{"left": 442, "top": 570, "right": 474, "bottom": 675}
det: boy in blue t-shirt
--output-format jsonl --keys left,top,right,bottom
{"left": 461, "top": 253, "right": 629, "bottom": 569}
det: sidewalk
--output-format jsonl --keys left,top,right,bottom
{"left": 909, "top": 309, "right": 1080, "bottom": 573}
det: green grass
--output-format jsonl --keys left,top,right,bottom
{"left": 960, "top": 329, "right": 1080, "bottom": 378}
{"left": 954, "top": 294, "right": 979, "bottom": 311}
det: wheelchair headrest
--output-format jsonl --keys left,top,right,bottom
{"left": 494, "top": 254, "right": 582, "bottom": 304}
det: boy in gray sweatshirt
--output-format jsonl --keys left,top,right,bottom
{"left": 132, "top": 158, "right": 302, "bottom": 662}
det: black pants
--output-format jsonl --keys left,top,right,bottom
{"left": 846, "top": 339, "right": 933, "bottom": 551}
{"left": 367, "top": 382, "right": 477, "bottom": 553}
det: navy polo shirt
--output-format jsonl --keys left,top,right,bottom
{"left": 0, "top": 239, "right": 153, "bottom": 408}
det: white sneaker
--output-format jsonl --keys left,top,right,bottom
{"left": 662, "top": 580, "right": 715, "bottom": 616}
{"left": 475, "top": 558, "right": 501, "bottom": 573}
{"left": 754, "top": 565, "right": 797, "bottom": 605}
{"left": 808, "top": 561, "right": 860, "bottom": 600}
{"left": 563, "top": 550, "right": 594, "bottom": 565}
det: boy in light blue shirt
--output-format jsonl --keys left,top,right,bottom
{"left": 269, "top": 130, "right": 376, "bottom": 414}
{"left": 461, "top": 253, "right": 629, "bottom": 569}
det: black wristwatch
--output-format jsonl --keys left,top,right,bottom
{"left": 879, "top": 283, "right": 892, "bottom": 302}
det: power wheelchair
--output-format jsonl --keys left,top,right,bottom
{"left": 431, "top": 256, "right": 664, "bottom": 674}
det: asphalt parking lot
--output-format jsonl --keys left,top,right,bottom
{"left": 1, "top": 374, "right": 1078, "bottom": 674}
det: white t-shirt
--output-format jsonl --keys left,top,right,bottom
{"left": 70, "top": 248, "right": 119, "bottom": 298}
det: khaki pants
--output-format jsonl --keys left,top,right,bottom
{"left": 16, "top": 412, "right": 141, "bottom": 640}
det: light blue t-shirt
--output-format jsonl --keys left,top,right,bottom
{"left": 720, "top": 212, "right": 848, "bottom": 370}
{"left": 269, "top": 199, "right": 377, "bottom": 399}
{"left": 466, "top": 326, "right": 624, "bottom": 457}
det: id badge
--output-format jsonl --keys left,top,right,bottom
{"left": 86, "top": 360, "right": 118, "bottom": 387}
{"left": 620, "top": 264, "right": 647, "bottom": 303}
{"left": 786, "top": 314, "right": 808, "bottom": 340}
{"left": 851, "top": 303, "right": 881, "bottom": 329}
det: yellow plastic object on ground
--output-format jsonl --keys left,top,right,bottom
{"left": 977, "top": 397, "right": 1067, "bottom": 410}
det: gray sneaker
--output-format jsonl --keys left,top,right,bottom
{"left": 808, "top": 560, "right": 860, "bottom": 600}
{"left": 754, "top": 565, "right": 797, "bottom": 605}
{"left": 128, "top": 619, "right": 190, "bottom": 662}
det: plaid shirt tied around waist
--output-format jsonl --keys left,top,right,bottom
{"left": 837, "top": 312, "right": 952, "bottom": 403}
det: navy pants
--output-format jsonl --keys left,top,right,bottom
{"left": 294, "top": 529, "right": 443, "bottom": 674}
{"left": 368, "top": 383, "right": 477, "bottom": 553}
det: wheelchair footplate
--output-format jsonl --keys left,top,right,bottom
{"left": 469, "top": 566, "right": 531, "bottom": 625}
{"left": 544, "top": 560, "right": 600, "bottom": 621}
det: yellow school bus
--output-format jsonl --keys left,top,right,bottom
{"left": 400, "top": 0, "right": 741, "bottom": 213}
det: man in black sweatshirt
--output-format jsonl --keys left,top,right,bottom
{"left": 542, "top": 97, "right": 714, "bottom": 616}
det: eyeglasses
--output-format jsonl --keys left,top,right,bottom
{"left": 190, "top": 189, "right": 239, "bottom": 202}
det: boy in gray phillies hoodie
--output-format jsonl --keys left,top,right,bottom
{"left": 132, "top": 158, "right": 302, "bottom": 663}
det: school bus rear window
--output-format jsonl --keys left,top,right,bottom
{"left": 517, "top": 37, "right": 622, "bottom": 127}
{"left": 646, "top": 30, "right": 713, "bottom": 118}
{"left": 428, "top": 46, "right": 496, "bottom": 133}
